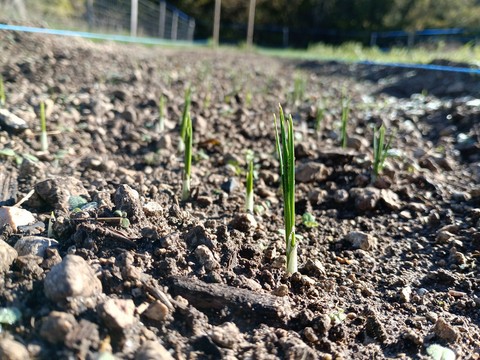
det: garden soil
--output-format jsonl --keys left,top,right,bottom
{"left": 0, "top": 30, "right": 480, "bottom": 359}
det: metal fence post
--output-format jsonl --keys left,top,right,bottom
{"left": 407, "top": 31, "right": 415, "bottom": 48}
{"left": 159, "top": 0, "right": 166, "bottom": 38}
{"left": 87, "top": 0, "right": 94, "bottom": 30}
{"left": 171, "top": 11, "right": 178, "bottom": 40}
{"left": 246, "top": 0, "right": 256, "bottom": 47}
{"left": 370, "top": 32, "right": 377, "bottom": 47}
{"left": 213, "top": 0, "right": 221, "bottom": 46}
{"left": 283, "top": 26, "right": 289, "bottom": 48}
{"left": 188, "top": 19, "right": 195, "bottom": 41}
{"left": 130, "top": 0, "right": 138, "bottom": 37}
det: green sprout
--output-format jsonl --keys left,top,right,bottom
{"left": 274, "top": 104, "right": 297, "bottom": 274}
{"left": 113, "top": 210, "right": 131, "bottom": 228}
{"left": 372, "top": 124, "right": 392, "bottom": 181}
{"left": 302, "top": 212, "right": 319, "bottom": 228}
{"left": 245, "top": 158, "right": 254, "bottom": 213}
{"left": 156, "top": 94, "right": 166, "bottom": 133}
{"left": 292, "top": 73, "right": 306, "bottom": 105}
{"left": 340, "top": 96, "right": 350, "bottom": 149}
{"left": 182, "top": 112, "right": 192, "bottom": 201}
{"left": 329, "top": 308, "right": 347, "bottom": 325}
{"left": 0, "top": 148, "right": 39, "bottom": 166}
{"left": 39, "top": 101, "right": 48, "bottom": 152}
{"left": 179, "top": 87, "right": 192, "bottom": 152}
{"left": 315, "top": 101, "right": 324, "bottom": 135}
{"left": 245, "top": 89, "right": 253, "bottom": 108}
{"left": 0, "top": 74, "right": 5, "bottom": 107}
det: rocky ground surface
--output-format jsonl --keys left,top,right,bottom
{"left": 0, "top": 30, "right": 480, "bottom": 360}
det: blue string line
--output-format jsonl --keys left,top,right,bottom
{"left": 0, "top": 24, "right": 204, "bottom": 46}
{"left": 359, "top": 60, "right": 480, "bottom": 75}
{"left": 1, "top": 24, "right": 480, "bottom": 75}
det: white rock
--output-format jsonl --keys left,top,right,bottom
{"left": 14, "top": 236, "right": 58, "bottom": 257}
{"left": 195, "top": 245, "right": 219, "bottom": 271}
{"left": 0, "top": 207, "right": 36, "bottom": 232}
{"left": 0, "top": 337, "right": 30, "bottom": 360}
{"left": 135, "top": 341, "right": 174, "bottom": 360}
{"left": 98, "top": 298, "right": 136, "bottom": 330}
{"left": 345, "top": 231, "right": 377, "bottom": 251}
{"left": 143, "top": 201, "right": 163, "bottom": 216}
{"left": 296, "top": 162, "right": 329, "bottom": 183}
{"left": 44, "top": 255, "right": 102, "bottom": 303}
{"left": 210, "top": 322, "right": 243, "bottom": 349}
{"left": 143, "top": 300, "right": 170, "bottom": 322}
{"left": 0, "top": 109, "right": 29, "bottom": 131}
{"left": 0, "top": 240, "right": 17, "bottom": 273}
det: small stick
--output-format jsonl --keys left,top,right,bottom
{"left": 13, "top": 189, "right": 35, "bottom": 208}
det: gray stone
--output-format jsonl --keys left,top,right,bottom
{"left": 296, "top": 162, "right": 329, "bottom": 183}
{"left": 221, "top": 177, "right": 238, "bottom": 194}
{"left": 114, "top": 184, "right": 143, "bottom": 222}
{"left": 0, "top": 108, "right": 29, "bottom": 132}
{"left": 34, "top": 177, "right": 90, "bottom": 212}
{"left": 40, "top": 311, "right": 78, "bottom": 344}
{"left": 156, "top": 134, "right": 171, "bottom": 150}
{"left": 333, "top": 189, "right": 349, "bottom": 203}
{"left": 44, "top": 255, "right": 102, "bottom": 303}
{"left": 98, "top": 298, "right": 136, "bottom": 330}
{"left": 345, "top": 231, "right": 377, "bottom": 251}
{"left": 195, "top": 244, "right": 219, "bottom": 271}
{"left": 399, "top": 286, "right": 412, "bottom": 303}
{"left": 432, "top": 317, "right": 459, "bottom": 343}
{"left": 143, "top": 201, "right": 163, "bottom": 216}
{"left": 192, "top": 114, "right": 208, "bottom": 134}
{"left": 0, "top": 207, "right": 36, "bottom": 232}
{"left": 380, "top": 189, "right": 401, "bottom": 210}
{"left": 143, "top": 300, "right": 170, "bottom": 322}
{"left": 0, "top": 338, "right": 30, "bottom": 360}
{"left": 0, "top": 239, "right": 17, "bottom": 273}
{"left": 229, "top": 213, "right": 257, "bottom": 232}
{"left": 349, "top": 187, "right": 381, "bottom": 211}
{"left": 135, "top": 341, "right": 175, "bottom": 360}
{"left": 210, "top": 322, "right": 243, "bottom": 349}
{"left": 436, "top": 231, "right": 455, "bottom": 244}
{"left": 14, "top": 236, "right": 58, "bottom": 257}
{"left": 122, "top": 107, "right": 137, "bottom": 122}
{"left": 347, "top": 135, "right": 368, "bottom": 150}
{"left": 279, "top": 336, "right": 316, "bottom": 360}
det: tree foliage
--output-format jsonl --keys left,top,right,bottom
{"left": 170, "top": 0, "right": 480, "bottom": 33}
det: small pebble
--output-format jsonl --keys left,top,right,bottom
{"left": 143, "top": 300, "right": 170, "bottom": 322}
{"left": 272, "top": 284, "right": 289, "bottom": 297}
{"left": 433, "top": 317, "right": 459, "bottom": 342}
{"left": 0, "top": 337, "right": 30, "bottom": 360}
{"left": 98, "top": 298, "right": 136, "bottom": 330}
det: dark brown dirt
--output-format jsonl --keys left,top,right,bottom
{"left": 0, "top": 30, "right": 480, "bottom": 360}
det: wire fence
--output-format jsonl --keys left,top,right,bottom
{"left": 0, "top": 0, "right": 196, "bottom": 41}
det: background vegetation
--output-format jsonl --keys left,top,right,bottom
{"left": 3, "top": 0, "right": 480, "bottom": 47}
{"left": 171, "top": 0, "right": 480, "bottom": 44}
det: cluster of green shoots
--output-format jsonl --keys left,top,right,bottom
{"left": 291, "top": 73, "right": 306, "bottom": 105}
{"left": 0, "top": 75, "right": 5, "bottom": 107}
{"left": 372, "top": 124, "right": 392, "bottom": 181}
{"left": 274, "top": 104, "right": 297, "bottom": 274}
{"left": 39, "top": 101, "right": 48, "bottom": 152}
